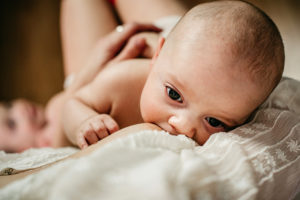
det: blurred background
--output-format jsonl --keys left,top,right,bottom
{"left": 0, "top": 0, "right": 299, "bottom": 105}
{"left": 0, "top": 0, "right": 63, "bottom": 105}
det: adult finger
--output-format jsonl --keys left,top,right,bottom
{"left": 108, "top": 23, "right": 161, "bottom": 50}
{"left": 112, "top": 37, "right": 146, "bottom": 62}
{"left": 99, "top": 23, "right": 161, "bottom": 63}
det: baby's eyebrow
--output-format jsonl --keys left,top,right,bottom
{"left": 167, "top": 71, "right": 185, "bottom": 90}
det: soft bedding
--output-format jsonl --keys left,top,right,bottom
{"left": 0, "top": 77, "right": 299, "bottom": 200}
{"left": 0, "top": 147, "right": 77, "bottom": 176}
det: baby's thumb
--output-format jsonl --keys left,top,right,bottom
{"left": 113, "top": 37, "right": 146, "bottom": 62}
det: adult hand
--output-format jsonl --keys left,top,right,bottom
{"left": 96, "top": 23, "right": 161, "bottom": 65}
{"left": 68, "top": 23, "right": 161, "bottom": 93}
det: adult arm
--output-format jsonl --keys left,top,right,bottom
{"left": 61, "top": 0, "right": 160, "bottom": 91}
{"left": 65, "top": 23, "right": 161, "bottom": 94}
{"left": 60, "top": 0, "right": 118, "bottom": 77}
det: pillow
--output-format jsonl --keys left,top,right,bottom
{"left": 261, "top": 77, "right": 300, "bottom": 114}
{"left": 230, "top": 77, "right": 300, "bottom": 199}
{"left": 229, "top": 108, "right": 300, "bottom": 199}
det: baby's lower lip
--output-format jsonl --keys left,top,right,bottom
{"left": 154, "top": 123, "right": 172, "bottom": 133}
{"left": 153, "top": 122, "right": 163, "bottom": 130}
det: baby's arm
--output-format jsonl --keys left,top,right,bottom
{"left": 63, "top": 70, "right": 119, "bottom": 149}
{"left": 63, "top": 45, "right": 150, "bottom": 148}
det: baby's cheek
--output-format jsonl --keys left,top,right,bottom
{"left": 140, "top": 100, "right": 153, "bottom": 122}
{"left": 194, "top": 130, "right": 211, "bottom": 145}
{"left": 140, "top": 98, "right": 160, "bottom": 123}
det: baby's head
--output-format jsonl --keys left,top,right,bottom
{"left": 140, "top": 0, "right": 284, "bottom": 144}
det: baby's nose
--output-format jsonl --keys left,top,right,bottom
{"left": 168, "top": 116, "right": 196, "bottom": 139}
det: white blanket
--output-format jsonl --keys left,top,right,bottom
{"left": 0, "top": 78, "right": 299, "bottom": 200}
{"left": 0, "top": 147, "right": 77, "bottom": 175}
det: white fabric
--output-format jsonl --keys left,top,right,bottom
{"left": 0, "top": 147, "right": 77, "bottom": 175}
{"left": 0, "top": 77, "right": 299, "bottom": 199}
{"left": 261, "top": 77, "right": 300, "bottom": 113}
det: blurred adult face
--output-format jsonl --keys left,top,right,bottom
{"left": 0, "top": 99, "right": 47, "bottom": 152}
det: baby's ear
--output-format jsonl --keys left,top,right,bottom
{"left": 151, "top": 37, "right": 165, "bottom": 66}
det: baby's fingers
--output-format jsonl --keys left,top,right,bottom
{"left": 103, "top": 116, "right": 119, "bottom": 134}
{"left": 84, "top": 125, "right": 99, "bottom": 145}
{"left": 91, "top": 120, "right": 109, "bottom": 139}
{"left": 77, "top": 131, "right": 89, "bottom": 149}
{"left": 113, "top": 37, "right": 146, "bottom": 62}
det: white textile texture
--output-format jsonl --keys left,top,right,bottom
{"left": 0, "top": 147, "right": 77, "bottom": 175}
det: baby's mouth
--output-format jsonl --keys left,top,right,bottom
{"left": 154, "top": 122, "right": 177, "bottom": 135}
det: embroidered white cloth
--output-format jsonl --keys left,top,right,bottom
{"left": 0, "top": 147, "right": 78, "bottom": 175}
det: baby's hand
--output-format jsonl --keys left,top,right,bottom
{"left": 76, "top": 114, "right": 119, "bottom": 149}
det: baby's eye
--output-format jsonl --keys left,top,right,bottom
{"left": 205, "top": 117, "right": 224, "bottom": 128}
{"left": 166, "top": 86, "right": 182, "bottom": 102}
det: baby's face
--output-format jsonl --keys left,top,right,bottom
{"left": 140, "top": 38, "right": 266, "bottom": 145}
{"left": 0, "top": 99, "right": 46, "bottom": 152}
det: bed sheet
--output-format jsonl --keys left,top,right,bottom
{"left": 0, "top": 147, "right": 77, "bottom": 175}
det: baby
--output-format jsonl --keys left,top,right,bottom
{"left": 63, "top": 0, "right": 284, "bottom": 149}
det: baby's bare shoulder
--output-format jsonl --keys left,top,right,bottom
{"left": 95, "top": 59, "right": 150, "bottom": 126}
{"left": 75, "top": 58, "right": 150, "bottom": 105}
{"left": 98, "top": 59, "right": 150, "bottom": 91}
{"left": 83, "top": 58, "right": 150, "bottom": 109}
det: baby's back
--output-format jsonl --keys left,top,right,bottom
{"left": 94, "top": 58, "right": 151, "bottom": 128}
